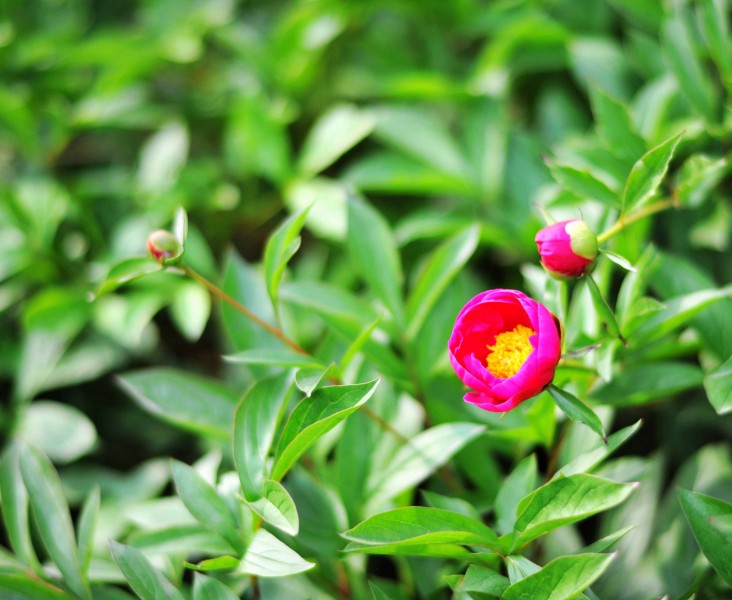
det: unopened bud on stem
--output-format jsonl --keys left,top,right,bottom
{"left": 147, "top": 230, "right": 183, "bottom": 266}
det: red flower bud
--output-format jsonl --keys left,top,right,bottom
{"left": 535, "top": 219, "right": 598, "bottom": 279}
{"left": 147, "top": 230, "right": 183, "bottom": 266}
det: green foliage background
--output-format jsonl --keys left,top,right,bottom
{"left": 0, "top": 0, "right": 731, "bottom": 598}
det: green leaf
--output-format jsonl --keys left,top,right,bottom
{"left": 589, "top": 86, "right": 646, "bottom": 164}
{"left": 675, "top": 154, "right": 728, "bottom": 208}
{"left": 224, "top": 349, "right": 323, "bottom": 369}
{"left": 185, "top": 556, "right": 240, "bottom": 572}
{"left": 406, "top": 224, "right": 480, "bottom": 340}
{"left": 0, "top": 443, "right": 41, "bottom": 571}
{"left": 662, "top": 13, "right": 719, "bottom": 122}
{"left": 365, "top": 423, "right": 484, "bottom": 512}
{"left": 579, "top": 527, "right": 634, "bottom": 554}
{"left": 248, "top": 480, "right": 300, "bottom": 536}
{"left": 271, "top": 379, "right": 380, "bottom": 481}
{"left": 116, "top": 368, "right": 238, "bottom": 439}
{"left": 172, "top": 461, "right": 243, "bottom": 554}
{"left": 369, "top": 581, "right": 392, "bottom": 600}
{"left": 239, "top": 529, "right": 314, "bottom": 578}
{"left": 453, "top": 565, "right": 509, "bottom": 599}
{"left": 18, "top": 443, "right": 89, "bottom": 599}
{"left": 297, "top": 104, "right": 375, "bottom": 176}
{"left": 584, "top": 275, "right": 624, "bottom": 342}
{"left": 512, "top": 474, "right": 636, "bottom": 549}
{"left": 284, "top": 177, "right": 348, "bottom": 241}
{"left": 547, "top": 385, "right": 607, "bottom": 442}
{"left": 347, "top": 195, "right": 404, "bottom": 325}
{"left": 699, "top": 0, "right": 732, "bottom": 83}
{"left": 263, "top": 206, "right": 311, "bottom": 313}
{"left": 548, "top": 162, "right": 619, "bottom": 208}
{"left": 295, "top": 366, "right": 331, "bottom": 397}
{"left": 94, "top": 258, "right": 162, "bottom": 297}
{"left": 76, "top": 487, "right": 100, "bottom": 573}
{"left": 495, "top": 455, "right": 538, "bottom": 536}
{"left": 0, "top": 574, "right": 75, "bottom": 600}
{"left": 602, "top": 250, "right": 636, "bottom": 272}
{"left": 18, "top": 401, "right": 97, "bottom": 464}
{"left": 169, "top": 281, "right": 210, "bottom": 342}
{"left": 630, "top": 286, "right": 732, "bottom": 344}
{"left": 704, "top": 355, "right": 732, "bottom": 415}
{"left": 193, "top": 573, "right": 240, "bottom": 600}
{"left": 173, "top": 207, "right": 188, "bottom": 245}
{"left": 233, "top": 373, "right": 294, "bottom": 499}
{"left": 622, "top": 131, "right": 683, "bottom": 212}
{"left": 110, "top": 541, "right": 184, "bottom": 600}
{"left": 678, "top": 489, "right": 732, "bottom": 586}
{"left": 343, "top": 507, "right": 500, "bottom": 550}
{"left": 556, "top": 420, "right": 641, "bottom": 477}
{"left": 502, "top": 553, "right": 614, "bottom": 600}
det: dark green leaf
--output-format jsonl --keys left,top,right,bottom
{"left": 548, "top": 162, "right": 619, "bottom": 208}
{"left": 556, "top": 420, "right": 642, "bottom": 477}
{"left": 623, "top": 132, "right": 683, "bottom": 212}
{"left": 172, "top": 461, "right": 243, "bottom": 554}
{"left": 513, "top": 474, "right": 636, "bottom": 549}
{"left": 18, "top": 443, "right": 89, "bottom": 599}
{"left": 503, "top": 553, "right": 614, "bottom": 600}
{"left": 454, "top": 565, "right": 509, "bottom": 599}
{"left": 110, "top": 541, "right": 184, "bottom": 600}
{"left": 239, "top": 530, "right": 314, "bottom": 577}
{"left": 584, "top": 275, "right": 624, "bottom": 342}
{"left": 347, "top": 195, "right": 404, "bottom": 325}
{"left": 548, "top": 385, "right": 607, "bottom": 442}
{"left": 271, "top": 379, "right": 379, "bottom": 481}
{"left": 678, "top": 489, "right": 732, "bottom": 586}
{"left": 704, "top": 355, "right": 732, "bottom": 415}
{"left": 116, "top": 368, "right": 238, "bottom": 439}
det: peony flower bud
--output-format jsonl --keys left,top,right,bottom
{"left": 448, "top": 289, "right": 562, "bottom": 413}
{"left": 535, "top": 219, "right": 598, "bottom": 279}
{"left": 147, "top": 230, "right": 183, "bottom": 266}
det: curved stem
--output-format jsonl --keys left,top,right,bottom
{"left": 596, "top": 198, "right": 676, "bottom": 244}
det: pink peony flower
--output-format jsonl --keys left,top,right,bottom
{"left": 448, "top": 289, "right": 562, "bottom": 412}
{"left": 535, "top": 219, "right": 598, "bottom": 279}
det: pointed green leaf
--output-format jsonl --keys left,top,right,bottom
{"left": 172, "top": 461, "right": 243, "bottom": 554}
{"left": 343, "top": 507, "right": 500, "bottom": 550}
{"left": 248, "top": 479, "right": 299, "bottom": 536}
{"left": 239, "top": 529, "right": 314, "bottom": 578}
{"left": 623, "top": 131, "right": 683, "bottom": 212}
{"left": 406, "top": 224, "right": 480, "bottom": 340}
{"left": 699, "top": 0, "right": 732, "bottom": 83}
{"left": 589, "top": 86, "right": 646, "bottom": 163}
{"left": 678, "top": 489, "right": 732, "bottom": 586}
{"left": 110, "top": 541, "right": 184, "bottom": 600}
{"left": 602, "top": 250, "right": 636, "bottom": 272}
{"left": 224, "top": 349, "right": 323, "bottom": 369}
{"left": 116, "top": 368, "right": 238, "bottom": 439}
{"left": 454, "top": 565, "right": 510, "bottom": 598}
{"left": 369, "top": 581, "right": 392, "bottom": 600}
{"left": 76, "top": 487, "right": 100, "bottom": 572}
{"left": 584, "top": 275, "right": 623, "bottom": 342}
{"left": 295, "top": 366, "right": 331, "bottom": 397}
{"left": 0, "top": 574, "right": 75, "bottom": 600}
{"left": 495, "top": 455, "right": 538, "bottom": 535}
{"left": 271, "top": 379, "right": 379, "bottom": 481}
{"left": 503, "top": 553, "right": 614, "bottom": 600}
{"left": 193, "top": 573, "right": 239, "bottom": 600}
{"left": 513, "top": 474, "right": 636, "bottom": 549}
{"left": 548, "top": 163, "right": 619, "bottom": 208}
{"left": 547, "top": 385, "right": 606, "bottom": 442}
{"left": 94, "top": 258, "right": 162, "bottom": 297}
{"left": 18, "top": 443, "right": 89, "bottom": 599}
{"left": 704, "top": 355, "right": 732, "bottom": 415}
{"left": 185, "top": 556, "right": 240, "bottom": 572}
{"left": 556, "top": 420, "right": 641, "bottom": 477}
{"left": 347, "top": 196, "right": 404, "bottom": 325}
{"left": 263, "top": 206, "right": 311, "bottom": 312}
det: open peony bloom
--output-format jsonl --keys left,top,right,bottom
{"left": 535, "top": 219, "right": 598, "bottom": 279}
{"left": 448, "top": 289, "right": 562, "bottom": 412}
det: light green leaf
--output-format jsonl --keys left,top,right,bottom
{"left": 495, "top": 455, "right": 538, "bottom": 536}
{"left": 185, "top": 556, "right": 240, "bottom": 572}
{"left": 347, "top": 195, "right": 404, "bottom": 325}
{"left": 699, "top": 0, "right": 732, "bottom": 82}
{"left": 675, "top": 154, "right": 727, "bottom": 208}
{"left": 116, "top": 368, "right": 238, "bottom": 439}
{"left": 602, "top": 250, "right": 636, "bottom": 272}
{"left": 343, "top": 507, "right": 500, "bottom": 550}
{"left": 193, "top": 573, "right": 240, "bottom": 600}
{"left": 704, "top": 355, "right": 732, "bottom": 415}
{"left": 589, "top": 86, "right": 646, "bottom": 163}
{"left": 547, "top": 385, "right": 606, "bottom": 442}
{"left": 110, "top": 541, "right": 184, "bottom": 600}
{"left": 512, "top": 474, "right": 636, "bottom": 549}
{"left": 580, "top": 527, "right": 635, "bottom": 554}
{"left": 169, "top": 281, "right": 211, "bottom": 342}
{"left": 173, "top": 207, "right": 188, "bottom": 245}
{"left": 295, "top": 366, "right": 331, "bottom": 397}
{"left": 584, "top": 275, "right": 624, "bottom": 342}
{"left": 297, "top": 104, "right": 375, "bottom": 176}
{"left": 678, "top": 489, "right": 732, "bottom": 586}
{"left": 172, "top": 461, "right": 243, "bottom": 554}
{"left": 239, "top": 529, "right": 314, "bottom": 578}
{"left": 623, "top": 131, "right": 683, "bottom": 212}
{"left": 365, "top": 423, "right": 484, "bottom": 512}
{"left": 0, "top": 574, "right": 75, "bottom": 600}
{"left": 248, "top": 480, "right": 299, "bottom": 536}
{"left": 285, "top": 177, "right": 348, "bottom": 241}
{"left": 548, "top": 163, "right": 619, "bottom": 208}
{"left": 224, "top": 349, "right": 323, "bottom": 369}
{"left": 271, "top": 379, "right": 379, "bottom": 481}
{"left": 406, "top": 224, "right": 480, "bottom": 340}
{"left": 263, "top": 206, "right": 311, "bottom": 313}
{"left": 556, "top": 420, "right": 641, "bottom": 477}
{"left": 369, "top": 581, "right": 392, "bottom": 600}
{"left": 233, "top": 373, "right": 294, "bottom": 499}
{"left": 18, "top": 401, "right": 97, "bottom": 464}
{"left": 503, "top": 553, "right": 614, "bottom": 600}
{"left": 18, "top": 443, "right": 89, "bottom": 599}
{"left": 76, "top": 487, "right": 100, "bottom": 572}
{"left": 453, "top": 565, "right": 509, "bottom": 598}
{"left": 94, "top": 258, "right": 162, "bottom": 297}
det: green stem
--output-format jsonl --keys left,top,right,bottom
{"left": 596, "top": 198, "right": 676, "bottom": 244}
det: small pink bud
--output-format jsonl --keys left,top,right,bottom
{"left": 147, "top": 230, "right": 183, "bottom": 266}
{"left": 535, "top": 220, "right": 598, "bottom": 279}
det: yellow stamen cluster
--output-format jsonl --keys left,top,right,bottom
{"left": 486, "top": 324, "right": 536, "bottom": 379}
